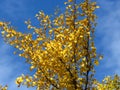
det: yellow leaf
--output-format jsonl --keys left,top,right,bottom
{"left": 99, "top": 55, "right": 103, "bottom": 60}
{"left": 15, "top": 77, "right": 24, "bottom": 85}
{"left": 30, "top": 66, "right": 35, "bottom": 71}
{"left": 37, "top": 37, "right": 43, "bottom": 41}
{"left": 0, "top": 22, "right": 4, "bottom": 26}
{"left": 94, "top": 60, "right": 99, "bottom": 66}
{"left": 1, "top": 31, "right": 5, "bottom": 35}
{"left": 96, "top": 6, "right": 100, "bottom": 8}
{"left": 68, "top": 0, "right": 73, "bottom": 2}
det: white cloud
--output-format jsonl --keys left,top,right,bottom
{"left": 0, "top": 40, "right": 35, "bottom": 90}
{"left": 96, "top": 0, "right": 120, "bottom": 75}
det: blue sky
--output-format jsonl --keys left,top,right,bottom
{"left": 0, "top": 0, "right": 120, "bottom": 90}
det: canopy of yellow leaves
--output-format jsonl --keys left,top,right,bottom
{"left": 0, "top": 0, "right": 113, "bottom": 90}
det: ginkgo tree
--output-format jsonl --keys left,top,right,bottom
{"left": 0, "top": 0, "right": 119, "bottom": 90}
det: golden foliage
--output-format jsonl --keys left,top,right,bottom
{"left": 94, "top": 75, "right": 120, "bottom": 90}
{"left": 0, "top": 0, "right": 119, "bottom": 90}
